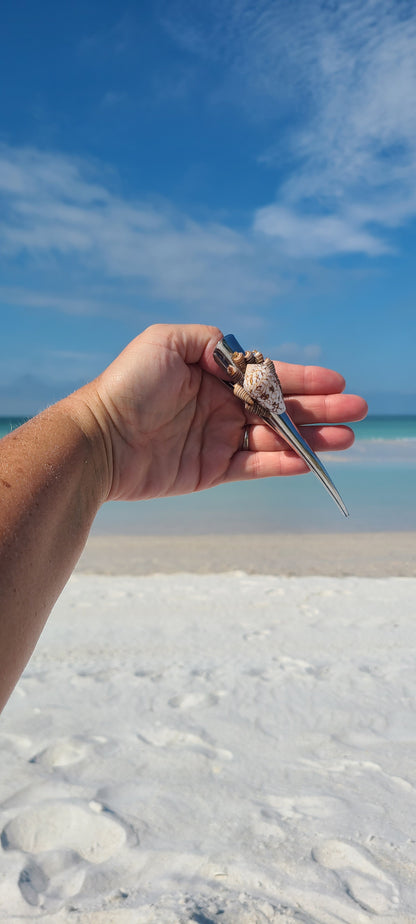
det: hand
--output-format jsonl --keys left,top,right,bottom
{"left": 0, "top": 322, "right": 367, "bottom": 708}
{"left": 76, "top": 324, "right": 367, "bottom": 503}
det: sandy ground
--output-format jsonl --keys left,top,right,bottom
{"left": 1, "top": 534, "right": 416, "bottom": 921}
{"left": 77, "top": 532, "right": 416, "bottom": 577}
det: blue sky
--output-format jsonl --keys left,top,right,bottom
{"left": 1, "top": 0, "right": 415, "bottom": 414}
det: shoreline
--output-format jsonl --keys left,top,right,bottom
{"left": 76, "top": 530, "right": 416, "bottom": 577}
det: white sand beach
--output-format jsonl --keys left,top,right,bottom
{"left": 1, "top": 534, "right": 416, "bottom": 922}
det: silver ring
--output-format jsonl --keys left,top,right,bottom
{"left": 242, "top": 426, "right": 250, "bottom": 451}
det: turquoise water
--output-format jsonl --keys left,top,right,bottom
{"left": 2, "top": 415, "right": 415, "bottom": 532}
{"left": 351, "top": 415, "right": 416, "bottom": 440}
{"left": 0, "top": 417, "right": 29, "bottom": 437}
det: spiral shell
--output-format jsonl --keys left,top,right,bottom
{"left": 231, "top": 352, "right": 247, "bottom": 375}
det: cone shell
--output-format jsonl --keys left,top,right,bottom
{"left": 243, "top": 360, "right": 286, "bottom": 415}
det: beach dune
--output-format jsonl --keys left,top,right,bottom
{"left": 1, "top": 534, "right": 416, "bottom": 921}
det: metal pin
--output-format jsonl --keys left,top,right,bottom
{"left": 214, "top": 334, "right": 349, "bottom": 517}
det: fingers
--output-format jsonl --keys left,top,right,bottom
{"left": 242, "top": 392, "right": 367, "bottom": 426}
{"left": 276, "top": 361, "right": 346, "bottom": 396}
{"left": 227, "top": 423, "right": 356, "bottom": 482}
{"left": 244, "top": 422, "right": 356, "bottom": 454}
{"left": 206, "top": 340, "right": 347, "bottom": 395}
{"left": 207, "top": 342, "right": 347, "bottom": 394}
{"left": 139, "top": 323, "right": 223, "bottom": 368}
{"left": 227, "top": 412, "right": 361, "bottom": 482}
{"left": 284, "top": 393, "right": 368, "bottom": 425}
{"left": 226, "top": 447, "right": 309, "bottom": 482}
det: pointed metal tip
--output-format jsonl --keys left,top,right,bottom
{"left": 277, "top": 413, "right": 349, "bottom": 518}
{"left": 334, "top": 494, "right": 349, "bottom": 518}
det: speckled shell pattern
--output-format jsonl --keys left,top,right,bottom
{"left": 243, "top": 357, "right": 286, "bottom": 415}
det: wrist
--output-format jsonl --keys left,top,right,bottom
{"left": 59, "top": 385, "right": 114, "bottom": 506}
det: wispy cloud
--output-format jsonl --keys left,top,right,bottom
{"left": 0, "top": 286, "right": 113, "bottom": 317}
{"left": 0, "top": 145, "right": 280, "bottom": 316}
{"left": 162, "top": 0, "right": 416, "bottom": 257}
{"left": 254, "top": 206, "right": 391, "bottom": 258}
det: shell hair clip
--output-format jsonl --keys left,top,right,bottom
{"left": 213, "top": 333, "right": 349, "bottom": 517}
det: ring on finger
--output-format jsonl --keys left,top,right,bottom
{"left": 242, "top": 426, "right": 250, "bottom": 451}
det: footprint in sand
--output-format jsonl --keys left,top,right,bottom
{"left": 2, "top": 801, "right": 126, "bottom": 865}
{"left": 312, "top": 838, "right": 400, "bottom": 914}
{"left": 138, "top": 725, "right": 233, "bottom": 760}
{"left": 18, "top": 852, "right": 85, "bottom": 908}
{"left": 168, "top": 691, "right": 220, "bottom": 709}
{"left": 267, "top": 794, "right": 345, "bottom": 820}
{"left": 29, "top": 737, "right": 88, "bottom": 769}
{"left": 1, "top": 780, "right": 85, "bottom": 810}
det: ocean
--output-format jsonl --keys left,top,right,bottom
{"left": 1, "top": 415, "right": 415, "bottom": 533}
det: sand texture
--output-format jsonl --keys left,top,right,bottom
{"left": 1, "top": 571, "right": 416, "bottom": 921}
{"left": 77, "top": 532, "right": 416, "bottom": 577}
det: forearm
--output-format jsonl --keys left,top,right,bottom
{"left": 0, "top": 393, "right": 110, "bottom": 710}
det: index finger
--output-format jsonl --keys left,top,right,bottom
{"left": 275, "top": 361, "right": 346, "bottom": 396}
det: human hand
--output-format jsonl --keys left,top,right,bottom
{"left": 74, "top": 324, "right": 367, "bottom": 503}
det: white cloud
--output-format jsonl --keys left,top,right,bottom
{"left": 0, "top": 144, "right": 281, "bottom": 313}
{"left": 162, "top": 0, "right": 416, "bottom": 257}
{"left": 0, "top": 286, "right": 118, "bottom": 317}
{"left": 277, "top": 2, "right": 416, "bottom": 205}
{"left": 254, "top": 205, "right": 390, "bottom": 258}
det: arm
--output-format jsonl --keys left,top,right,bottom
{"left": 0, "top": 323, "right": 367, "bottom": 709}
{"left": 0, "top": 400, "right": 109, "bottom": 710}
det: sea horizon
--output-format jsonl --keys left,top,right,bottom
{"left": 2, "top": 414, "right": 415, "bottom": 534}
